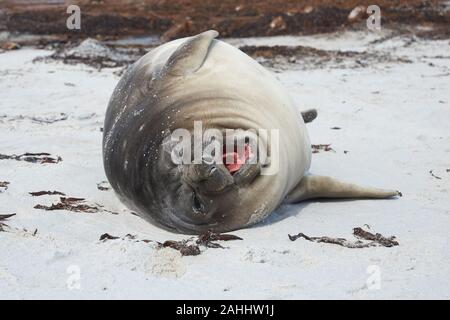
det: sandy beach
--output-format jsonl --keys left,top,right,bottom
{"left": 1, "top": 29, "right": 449, "bottom": 299}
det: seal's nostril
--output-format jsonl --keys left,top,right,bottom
{"left": 192, "top": 193, "right": 205, "bottom": 215}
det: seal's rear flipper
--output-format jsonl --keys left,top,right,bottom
{"left": 285, "top": 175, "right": 401, "bottom": 203}
{"left": 301, "top": 109, "right": 317, "bottom": 123}
{"left": 165, "top": 30, "right": 218, "bottom": 76}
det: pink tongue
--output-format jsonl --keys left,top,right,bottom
{"left": 223, "top": 144, "right": 253, "bottom": 174}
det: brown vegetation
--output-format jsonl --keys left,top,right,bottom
{"left": 1, "top": 0, "right": 448, "bottom": 40}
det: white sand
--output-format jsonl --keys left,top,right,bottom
{"left": 0, "top": 31, "right": 449, "bottom": 299}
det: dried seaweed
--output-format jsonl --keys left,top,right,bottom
{"left": 241, "top": 44, "right": 413, "bottom": 71}
{"left": 29, "top": 190, "right": 66, "bottom": 196}
{"left": 99, "top": 231, "right": 243, "bottom": 256}
{"left": 34, "top": 197, "right": 99, "bottom": 213}
{"left": 99, "top": 233, "right": 120, "bottom": 241}
{"left": 33, "top": 194, "right": 119, "bottom": 215}
{"left": 289, "top": 227, "right": 399, "bottom": 249}
{"left": 96, "top": 181, "right": 110, "bottom": 191}
{"left": 288, "top": 233, "right": 377, "bottom": 248}
{"left": 196, "top": 230, "right": 243, "bottom": 249}
{"left": 0, "top": 213, "right": 16, "bottom": 232}
{"left": 0, "top": 214, "right": 16, "bottom": 221}
{"left": 429, "top": 170, "right": 442, "bottom": 180}
{"left": 161, "top": 240, "right": 202, "bottom": 256}
{"left": 353, "top": 227, "right": 399, "bottom": 247}
{"left": 0, "top": 152, "right": 62, "bottom": 164}
{"left": 0, "top": 181, "right": 10, "bottom": 192}
{"left": 311, "top": 144, "right": 334, "bottom": 153}
{"left": 161, "top": 231, "right": 243, "bottom": 255}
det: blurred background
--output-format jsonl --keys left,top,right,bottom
{"left": 1, "top": 0, "right": 449, "bottom": 42}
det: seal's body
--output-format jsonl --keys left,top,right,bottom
{"left": 103, "top": 31, "right": 400, "bottom": 234}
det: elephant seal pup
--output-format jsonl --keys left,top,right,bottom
{"left": 103, "top": 30, "right": 400, "bottom": 234}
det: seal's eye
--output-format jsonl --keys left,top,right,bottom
{"left": 192, "top": 192, "right": 205, "bottom": 214}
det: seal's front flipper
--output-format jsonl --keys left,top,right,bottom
{"left": 301, "top": 109, "right": 317, "bottom": 124}
{"left": 285, "top": 175, "right": 401, "bottom": 203}
{"left": 166, "top": 30, "right": 218, "bottom": 76}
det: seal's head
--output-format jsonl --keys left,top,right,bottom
{"left": 148, "top": 129, "right": 267, "bottom": 233}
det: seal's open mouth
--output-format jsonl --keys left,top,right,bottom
{"left": 222, "top": 143, "right": 253, "bottom": 174}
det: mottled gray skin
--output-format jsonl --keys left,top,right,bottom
{"left": 103, "top": 30, "right": 400, "bottom": 234}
